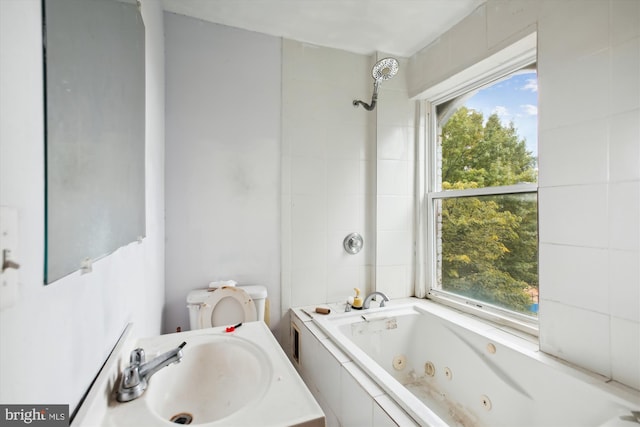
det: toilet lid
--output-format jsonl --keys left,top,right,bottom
{"left": 199, "top": 286, "right": 257, "bottom": 328}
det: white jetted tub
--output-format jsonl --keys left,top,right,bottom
{"left": 311, "top": 300, "right": 639, "bottom": 427}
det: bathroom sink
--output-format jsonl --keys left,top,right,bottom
{"left": 72, "top": 321, "right": 324, "bottom": 427}
{"left": 144, "top": 335, "right": 272, "bottom": 425}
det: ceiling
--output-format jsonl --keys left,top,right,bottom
{"left": 161, "top": 0, "right": 485, "bottom": 57}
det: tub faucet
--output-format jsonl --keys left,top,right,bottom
{"left": 116, "top": 341, "right": 186, "bottom": 402}
{"left": 362, "top": 291, "right": 390, "bottom": 309}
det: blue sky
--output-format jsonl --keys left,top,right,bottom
{"left": 465, "top": 71, "right": 538, "bottom": 157}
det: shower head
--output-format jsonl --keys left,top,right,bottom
{"left": 372, "top": 57, "right": 399, "bottom": 82}
{"left": 353, "top": 57, "right": 399, "bottom": 111}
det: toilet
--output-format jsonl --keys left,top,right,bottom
{"left": 187, "top": 285, "right": 268, "bottom": 329}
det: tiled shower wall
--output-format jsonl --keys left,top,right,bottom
{"left": 281, "top": 41, "right": 416, "bottom": 311}
{"left": 375, "top": 55, "right": 416, "bottom": 299}
{"left": 408, "top": 0, "right": 639, "bottom": 390}
{"left": 281, "top": 40, "right": 375, "bottom": 310}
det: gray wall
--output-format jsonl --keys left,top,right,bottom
{"left": 164, "top": 13, "right": 282, "bottom": 334}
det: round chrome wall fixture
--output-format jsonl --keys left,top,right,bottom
{"left": 343, "top": 233, "right": 364, "bottom": 254}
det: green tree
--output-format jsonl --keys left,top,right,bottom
{"left": 439, "top": 107, "right": 538, "bottom": 314}
{"left": 441, "top": 107, "right": 537, "bottom": 187}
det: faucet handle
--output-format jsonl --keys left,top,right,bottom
{"left": 130, "top": 348, "right": 145, "bottom": 365}
{"left": 122, "top": 365, "right": 141, "bottom": 389}
{"left": 117, "top": 365, "right": 147, "bottom": 402}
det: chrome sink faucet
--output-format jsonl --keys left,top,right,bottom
{"left": 362, "top": 291, "right": 390, "bottom": 309}
{"left": 117, "top": 341, "right": 186, "bottom": 402}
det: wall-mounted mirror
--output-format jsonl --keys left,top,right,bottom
{"left": 44, "top": 0, "right": 145, "bottom": 283}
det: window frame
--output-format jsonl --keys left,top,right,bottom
{"left": 422, "top": 43, "right": 539, "bottom": 335}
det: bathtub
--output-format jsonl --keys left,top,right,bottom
{"left": 311, "top": 299, "right": 639, "bottom": 427}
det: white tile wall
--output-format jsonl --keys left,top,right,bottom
{"left": 377, "top": 231, "right": 412, "bottom": 266}
{"left": 292, "top": 195, "right": 327, "bottom": 233}
{"left": 378, "top": 92, "right": 415, "bottom": 128}
{"left": 283, "top": 43, "right": 416, "bottom": 314}
{"left": 609, "top": 249, "right": 640, "bottom": 322}
{"left": 448, "top": 5, "right": 487, "bottom": 66}
{"left": 375, "top": 56, "right": 416, "bottom": 300}
{"left": 341, "top": 364, "right": 374, "bottom": 426}
{"left": 609, "top": 109, "right": 640, "bottom": 182}
{"left": 536, "top": 0, "right": 640, "bottom": 386}
{"left": 539, "top": 184, "right": 609, "bottom": 248}
{"left": 377, "top": 196, "right": 412, "bottom": 231}
{"left": 611, "top": 0, "right": 640, "bottom": 45}
{"left": 326, "top": 194, "right": 362, "bottom": 232}
{"left": 291, "top": 267, "right": 327, "bottom": 306}
{"left": 538, "top": 0, "right": 610, "bottom": 68}
{"left": 291, "top": 157, "right": 327, "bottom": 195}
{"left": 610, "top": 37, "right": 640, "bottom": 115}
{"left": 327, "top": 266, "right": 363, "bottom": 303}
{"left": 409, "top": 37, "right": 450, "bottom": 95}
{"left": 327, "top": 159, "right": 362, "bottom": 196}
{"left": 377, "top": 160, "right": 411, "bottom": 196}
{"left": 315, "top": 340, "right": 346, "bottom": 417}
{"left": 326, "top": 120, "right": 370, "bottom": 160}
{"left": 291, "top": 232, "right": 327, "bottom": 268}
{"left": 378, "top": 125, "right": 411, "bottom": 160}
{"left": 282, "top": 40, "right": 375, "bottom": 310}
{"left": 608, "top": 181, "right": 640, "bottom": 252}
{"left": 376, "top": 265, "right": 412, "bottom": 299}
{"left": 539, "top": 50, "right": 611, "bottom": 131}
{"left": 538, "top": 0, "right": 640, "bottom": 388}
{"left": 610, "top": 316, "right": 640, "bottom": 390}
{"left": 539, "top": 244, "right": 609, "bottom": 314}
{"left": 486, "top": 0, "right": 539, "bottom": 49}
{"left": 408, "top": 0, "right": 640, "bottom": 390}
{"left": 539, "top": 300, "right": 611, "bottom": 377}
{"left": 538, "top": 119, "right": 609, "bottom": 187}
{"left": 288, "top": 120, "right": 327, "bottom": 159}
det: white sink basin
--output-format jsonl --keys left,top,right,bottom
{"left": 144, "top": 335, "right": 272, "bottom": 424}
{"left": 72, "top": 321, "right": 324, "bottom": 427}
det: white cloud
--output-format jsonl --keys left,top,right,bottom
{"left": 522, "top": 78, "right": 538, "bottom": 92}
{"left": 492, "top": 105, "right": 509, "bottom": 117}
{"left": 521, "top": 104, "right": 538, "bottom": 116}
{"left": 491, "top": 105, "right": 511, "bottom": 126}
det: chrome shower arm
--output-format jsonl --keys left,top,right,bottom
{"left": 353, "top": 80, "right": 380, "bottom": 111}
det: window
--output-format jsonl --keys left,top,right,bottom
{"left": 427, "top": 63, "right": 538, "bottom": 325}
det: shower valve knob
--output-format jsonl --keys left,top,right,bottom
{"left": 343, "top": 233, "right": 363, "bottom": 255}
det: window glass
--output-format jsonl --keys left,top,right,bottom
{"left": 435, "top": 193, "right": 538, "bottom": 315}
{"left": 430, "top": 66, "right": 539, "bottom": 317}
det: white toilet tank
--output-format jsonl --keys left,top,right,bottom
{"left": 187, "top": 285, "right": 268, "bottom": 330}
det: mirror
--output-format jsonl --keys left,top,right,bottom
{"left": 43, "top": 0, "right": 145, "bottom": 283}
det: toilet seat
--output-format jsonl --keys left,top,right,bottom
{"left": 198, "top": 286, "right": 257, "bottom": 328}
